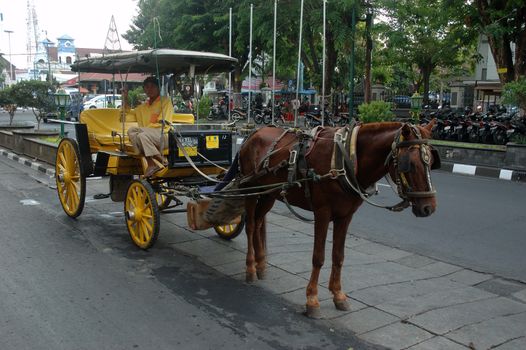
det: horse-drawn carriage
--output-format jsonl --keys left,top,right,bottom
{"left": 55, "top": 49, "right": 244, "bottom": 249}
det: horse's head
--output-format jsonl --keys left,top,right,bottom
{"left": 388, "top": 120, "right": 440, "bottom": 217}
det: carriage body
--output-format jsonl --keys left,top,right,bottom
{"left": 55, "top": 49, "right": 243, "bottom": 249}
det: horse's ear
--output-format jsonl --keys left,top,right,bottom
{"left": 401, "top": 123, "right": 412, "bottom": 138}
{"left": 423, "top": 118, "right": 436, "bottom": 132}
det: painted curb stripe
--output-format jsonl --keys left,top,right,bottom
{"left": 452, "top": 164, "right": 476, "bottom": 176}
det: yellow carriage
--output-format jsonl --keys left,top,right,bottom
{"left": 55, "top": 49, "right": 243, "bottom": 249}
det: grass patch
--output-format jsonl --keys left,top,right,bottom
{"left": 39, "top": 136, "right": 61, "bottom": 144}
{"left": 429, "top": 139, "right": 507, "bottom": 151}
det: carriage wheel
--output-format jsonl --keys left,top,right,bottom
{"left": 124, "top": 180, "right": 160, "bottom": 249}
{"left": 55, "top": 138, "right": 86, "bottom": 218}
{"left": 214, "top": 214, "right": 245, "bottom": 240}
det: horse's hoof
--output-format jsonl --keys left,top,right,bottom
{"left": 256, "top": 269, "right": 267, "bottom": 280}
{"left": 245, "top": 272, "right": 257, "bottom": 283}
{"left": 305, "top": 305, "right": 322, "bottom": 319}
{"left": 334, "top": 299, "right": 351, "bottom": 311}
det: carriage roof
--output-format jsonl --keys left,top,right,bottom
{"left": 70, "top": 49, "right": 237, "bottom": 75}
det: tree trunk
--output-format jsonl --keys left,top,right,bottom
{"left": 364, "top": 13, "right": 373, "bottom": 103}
{"left": 421, "top": 64, "right": 433, "bottom": 106}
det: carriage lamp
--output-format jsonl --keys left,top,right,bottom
{"left": 54, "top": 90, "right": 70, "bottom": 138}
{"left": 410, "top": 92, "right": 423, "bottom": 122}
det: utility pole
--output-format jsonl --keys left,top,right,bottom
{"left": 4, "top": 30, "right": 14, "bottom": 84}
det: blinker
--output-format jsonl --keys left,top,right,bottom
{"left": 398, "top": 152, "right": 412, "bottom": 173}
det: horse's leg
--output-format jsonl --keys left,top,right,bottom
{"left": 329, "top": 215, "right": 353, "bottom": 311}
{"left": 253, "top": 197, "right": 275, "bottom": 280}
{"left": 305, "top": 210, "right": 331, "bottom": 318}
{"left": 244, "top": 197, "right": 258, "bottom": 282}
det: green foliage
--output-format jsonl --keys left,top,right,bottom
{"left": 357, "top": 101, "right": 395, "bottom": 123}
{"left": 197, "top": 95, "right": 211, "bottom": 119}
{"left": 510, "top": 134, "right": 526, "bottom": 145}
{"left": 8, "top": 80, "right": 55, "bottom": 129}
{"left": 502, "top": 78, "right": 526, "bottom": 112}
{"left": 127, "top": 87, "right": 146, "bottom": 108}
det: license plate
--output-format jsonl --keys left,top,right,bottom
{"left": 178, "top": 137, "right": 198, "bottom": 157}
{"left": 444, "top": 126, "right": 451, "bottom": 131}
{"left": 206, "top": 135, "right": 219, "bottom": 149}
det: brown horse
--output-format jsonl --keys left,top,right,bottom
{"left": 237, "top": 121, "right": 439, "bottom": 318}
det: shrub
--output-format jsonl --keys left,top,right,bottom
{"left": 502, "top": 78, "right": 526, "bottom": 113}
{"left": 357, "top": 101, "right": 395, "bottom": 123}
{"left": 197, "top": 95, "right": 211, "bottom": 119}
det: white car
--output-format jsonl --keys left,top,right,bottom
{"left": 83, "top": 94, "right": 122, "bottom": 109}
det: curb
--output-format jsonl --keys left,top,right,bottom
{"left": 441, "top": 161, "right": 526, "bottom": 182}
{"left": 0, "top": 148, "right": 55, "bottom": 177}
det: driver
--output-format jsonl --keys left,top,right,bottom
{"left": 122, "top": 77, "right": 174, "bottom": 177}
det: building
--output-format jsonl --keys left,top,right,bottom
{"left": 450, "top": 35, "right": 515, "bottom": 111}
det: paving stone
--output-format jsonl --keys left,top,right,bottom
{"left": 267, "top": 251, "right": 312, "bottom": 266}
{"left": 266, "top": 242, "right": 314, "bottom": 254}
{"left": 512, "top": 288, "right": 526, "bottom": 303}
{"left": 199, "top": 250, "right": 247, "bottom": 267}
{"left": 493, "top": 337, "right": 526, "bottom": 350}
{"left": 336, "top": 262, "right": 435, "bottom": 292}
{"left": 447, "top": 269, "right": 493, "bottom": 286}
{"left": 350, "top": 277, "right": 463, "bottom": 306}
{"left": 336, "top": 307, "right": 398, "bottom": 334}
{"left": 343, "top": 249, "right": 388, "bottom": 266}
{"left": 345, "top": 235, "right": 370, "bottom": 248}
{"left": 447, "top": 312, "right": 526, "bottom": 350}
{"left": 351, "top": 242, "right": 413, "bottom": 260}
{"left": 409, "top": 297, "right": 526, "bottom": 335}
{"left": 376, "top": 286, "right": 496, "bottom": 318}
{"left": 406, "top": 336, "right": 467, "bottom": 350}
{"left": 171, "top": 238, "right": 236, "bottom": 258}
{"left": 420, "top": 261, "right": 463, "bottom": 277}
{"left": 395, "top": 254, "right": 436, "bottom": 269}
{"left": 361, "top": 322, "right": 434, "bottom": 349}
{"left": 475, "top": 278, "right": 526, "bottom": 298}
{"left": 256, "top": 273, "right": 309, "bottom": 295}
{"left": 273, "top": 260, "right": 312, "bottom": 274}
{"left": 211, "top": 260, "right": 245, "bottom": 276}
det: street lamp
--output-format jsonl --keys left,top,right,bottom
{"left": 54, "top": 90, "right": 70, "bottom": 138}
{"left": 410, "top": 92, "right": 423, "bottom": 122}
{"left": 4, "top": 30, "right": 14, "bottom": 84}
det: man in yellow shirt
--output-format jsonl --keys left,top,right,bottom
{"left": 123, "top": 77, "right": 174, "bottom": 177}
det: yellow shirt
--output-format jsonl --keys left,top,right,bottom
{"left": 126, "top": 96, "right": 174, "bottom": 128}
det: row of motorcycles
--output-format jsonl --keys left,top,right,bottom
{"left": 422, "top": 106, "right": 526, "bottom": 145}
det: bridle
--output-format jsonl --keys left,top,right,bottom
{"left": 386, "top": 124, "right": 440, "bottom": 203}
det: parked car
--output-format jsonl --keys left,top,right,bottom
{"left": 83, "top": 94, "right": 122, "bottom": 109}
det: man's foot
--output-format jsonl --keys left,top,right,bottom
{"left": 144, "top": 165, "right": 162, "bottom": 178}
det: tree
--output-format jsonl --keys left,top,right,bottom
{"left": 10, "top": 80, "right": 55, "bottom": 130}
{"left": 379, "top": 0, "right": 477, "bottom": 105}
{"left": 0, "top": 86, "right": 18, "bottom": 125}
{"left": 472, "top": 0, "right": 526, "bottom": 83}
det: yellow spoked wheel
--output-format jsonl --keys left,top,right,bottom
{"left": 214, "top": 214, "right": 245, "bottom": 240}
{"left": 55, "top": 138, "right": 86, "bottom": 218}
{"left": 124, "top": 180, "right": 160, "bottom": 250}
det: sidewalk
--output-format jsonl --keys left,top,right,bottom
{"left": 2, "top": 147, "right": 526, "bottom": 349}
{"left": 163, "top": 210, "right": 526, "bottom": 350}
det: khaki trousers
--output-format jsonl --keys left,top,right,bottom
{"left": 127, "top": 127, "right": 168, "bottom": 158}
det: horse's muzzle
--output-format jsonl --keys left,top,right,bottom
{"left": 413, "top": 204, "right": 435, "bottom": 217}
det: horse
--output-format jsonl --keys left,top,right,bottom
{"left": 236, "top": 120, "right": 440, "bottom": 318}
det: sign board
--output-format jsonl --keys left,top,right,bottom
{"left": 497, "top": 67, "right": 508, "bottom": 74}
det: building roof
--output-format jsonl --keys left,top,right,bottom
{"left": 58, "top": 34, "right": 75, "bottom": 40}
{"left": 63, "top": 72, "right": 147, "bottom": 84}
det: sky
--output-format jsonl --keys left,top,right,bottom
{"left": 0, "top": 0, "right": 138, "bottom": 69}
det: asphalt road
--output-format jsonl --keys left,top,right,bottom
{"left": 273, "top": 171, "right": 526, "bottom": 283}
{"left": 0, "top": 157, "right": 379, "bottom": 349}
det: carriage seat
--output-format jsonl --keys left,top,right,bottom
{"left": 79, "top": 109, "right": 195, "bottom": 150}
